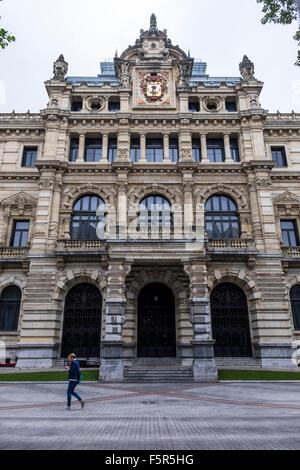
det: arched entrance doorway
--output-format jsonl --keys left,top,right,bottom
{"left": 211, "top": 283, "right": 252, "bottom": 357}
{"left": 61, "top": 283, "right": 102, "bottom": 359}
{"left": 137, "top": 283, "right": 176, "bottom": 358}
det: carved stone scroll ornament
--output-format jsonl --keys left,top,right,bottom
{"left": 180, "top": 149, "right": 194, "bottom": 162}
{"left": 117, "top": 149, "right": 130, "bottom": 162}
{"left": 177, "top": 60, "right": 193, "bottom": 88}
{"left": 53, "top": 54, "right": 68, "bottom": 81}
{"left": 239, "top": 55, "right": 255, "bottom": 81}
{"left": 119, "top": 61, "right": 131, "bottom": 87}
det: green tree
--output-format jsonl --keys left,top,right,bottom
{"left": 257, "top": 0, "right": 300, "bottom": 65}
{"left": 0, "top": 0, "right": 15, "bottom": 50}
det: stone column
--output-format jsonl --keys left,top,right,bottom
{"left": 139, "top": 134, "right": 147, "bottom": 163}
{"left": 163, "top": 134, "right": 170, "bottom": 162}
{"left": 200, "top": 134, "right": 209, "bottom": 162}
{"left": 102, "top": 134, "right": 108, "bottom": 163}
{"left": 99, "top": 260, "right": 131, "bottom": 382}
{"left": 184, "top": 261, "right": 218, "bottom": 383}
{"left": 78, "top": 133, "right": 85, "bottom": 162}
{"left": 224, "top": 134, "right": 232, "bottom": 162}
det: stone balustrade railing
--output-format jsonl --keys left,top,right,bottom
{"left": 0, "top": 247, "right": 29, "bottom": 258}
{"left": 206, "top": 239, "right": 256, "bottom": 252}
{"left": 266, "top": 112, "right": 300, "bottom": 122}
{"left": 55, "top": 239, "right": 108, "bottom": 252}
{"left": 0, "top": 112, "right": 43, "bottom": 122}
{"left": 282, "top": 246, "right": 300, "bottom": 258}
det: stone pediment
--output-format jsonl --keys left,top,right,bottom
{"left": 1, "top": 192, "right": 38, "bottom": 214}
{"left": 273, "top": 191, "right": 300, "bottom": 206}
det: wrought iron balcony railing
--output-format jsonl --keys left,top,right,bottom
{"left": 206, "top": 239, "right": 256, "bottom": 252}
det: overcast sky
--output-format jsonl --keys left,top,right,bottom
{"left": 0, "top": 0, "right": 299, "bottom": 113}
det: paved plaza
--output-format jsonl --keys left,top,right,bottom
{"left": 1, "top": 381, "right": 300, "bottom": 450}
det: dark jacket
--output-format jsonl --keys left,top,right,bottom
{"left": 68, "top": 360, "right": 81, "bottom": 382}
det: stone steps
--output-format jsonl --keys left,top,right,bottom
{"left": 215, "top": 357, "right": 261, "bottom": 367}
{"left": 124, "top": 365, "right": 194, "bottom": 383}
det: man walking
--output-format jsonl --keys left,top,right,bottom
{"left": 64, "top": 353, "right": 85, "bottom": 410}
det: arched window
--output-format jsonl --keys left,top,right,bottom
{"left": 71, "top": 195, "right": 105, "bottom": 241}
{"left": 205, "top": 195, "right": 240, "bottom": 239}
{"left": 290, "top": 285, "right": 300, "bottom": 330}
{"left": 139, "top": 195, "right": 172, "bottom": 229}
{"left": 0, "top": 286, "right": 22, "bottom": 331}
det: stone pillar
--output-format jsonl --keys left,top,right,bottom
{"left": 99, "top": 260, "right": 131, "bottom": 382}
{"left": 224, "top": 134, "right": 232, "bottom": 162}
{"left": 102, "top": 134, "right": 108, "bottom": 163}
{"left": 247, "top": 175, "right": 265, "bottom": 252}
{"left": 47, "top": 172, "right": 63, "bottom": 248}
{"left": 163, "top": 134, "right": 170, "bottom": 162}
{"left": 184, "top": 261, "right": 218, "bottom": 383}
{"left": 140, "top": 134, "right": 147, "bottom": 163}
{"left": 78, "top": 133, "right": 85, "bottom": 162}
{"left": 117, "top": 183, "right": 128, "bottom": 239}
{"left": 183, "top": 179, "right": 194, "bottom": 239}
{"left": 117, "top": 131, "right": 130, "bottom": 163}
{"left": 200, "top": 134, "right": 209, "bottom": 162}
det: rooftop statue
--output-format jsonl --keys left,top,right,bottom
{"left": 239, "top": 55, "right": 255, "bottom": 81}
{"left": 53, "top": 54, "right": 68, "bottom": 81}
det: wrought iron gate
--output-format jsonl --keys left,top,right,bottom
{"left": 211, "top": 283, "right": 252, "bottom": 357}
{"left": 61, "top": 283, "right": 102, "bottom": 358}
{"left": 138, "top": 283, "right": 176, "bottom": 357}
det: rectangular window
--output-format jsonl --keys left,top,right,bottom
{"left": 10, "top": 220, "right": 30, "bottom": 247}
{"left": 146, "top": 138, "right": 164, "bottom": 163}
{"left": 22, "top": 147, "right": 38, "bottom": 167}
{"left": 230, "top": 138, "right": 240, "bottom": 162}
{"left": 69, "top": 138, "right": 79, "bottom": 162}
{"left": 84, "top": 138, "right": 102, "bottom": 162}
{"left": 281, "top": 220, "right": 299, "bottom": 247}
{"left": 271, "top": 147, "right": 287, "bottom": 167}
{"left": 71, "top": 100, "right": 82, "bottom": 112}
{"left": 169, "top": 138, "right": 179, "bottom": 163}
{"left": 130, "top": 138, "right": 140, "bottom": 163}
{"left": 108, "top": 100, "right": 120, "bottom": 112}
{"left": 192, "top": 138, "right": 201, "bottom": 162}
{"left": 188, "top": 100, "right": 200, "bottom": 112}
{"left": 108, "top": 138, "right": 118, "bottom": 163}
{"left": 225, "top": 100, "right": 237, "bottom": 112}
{"left": 207, "top": 139, "right": 225, "bottom": 163}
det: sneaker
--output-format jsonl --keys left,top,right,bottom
{"left": 63, "top": 407, "right": 71, "bottom": 411}
{"left": 80, "top": 400, "right": 85, "bottom": 409}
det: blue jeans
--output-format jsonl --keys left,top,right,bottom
{"left": 67, "top": 381, "right": 82, "bottom": 407}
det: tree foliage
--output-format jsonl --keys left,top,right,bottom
{"left": 0, "top": 29, "right": 15, "bottom": 49}
{"left": 0, "top": 0, "right": 15, "bottom": 50}
{"left": 257, "top": 0, "right": 300, "bottom": 65}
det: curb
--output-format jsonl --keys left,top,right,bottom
{"left": 0, "top": 381, "right": 98, "bottom": 384}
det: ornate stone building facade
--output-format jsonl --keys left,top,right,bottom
{"left": 1, "top": 15, "right": 300, "bottom": 382}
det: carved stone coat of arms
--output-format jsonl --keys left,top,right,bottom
{"left": 139, "top": 72, "right": 169, "bottom": 105}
